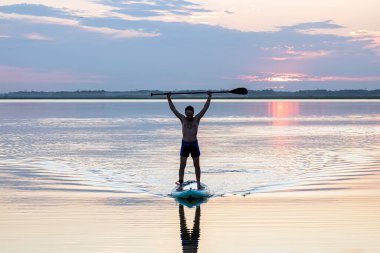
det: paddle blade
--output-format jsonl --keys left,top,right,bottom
{"left": 230, "top": 87, "right": 248, "bottom": 95}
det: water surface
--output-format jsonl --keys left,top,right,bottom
{"left": 1, "top": 99, "right": 380, "bottom": 253}
{"left": 0, "top": 99, "right": 379, "bottom": 196}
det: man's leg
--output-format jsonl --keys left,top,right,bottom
{"left": 192, "top": 157, "right": 203, "bottom": 190}
{"left": 178, "top": 156, "right": 187, "bottom": 190}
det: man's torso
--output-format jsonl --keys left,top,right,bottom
{"left": 182, "top": 117, "right": 199, "bottom": 142}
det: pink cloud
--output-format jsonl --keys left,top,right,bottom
{"left": 235, "top": 72, "right": 380, "bottom": 82}
{"left": 0, "top": 65, "right": 106, "bottom": 85}
{"left": 262, "top": 46, "right": 332, "bottom": 61}
{"left": 350, "top": 30, "right": 380, "bottom": 55}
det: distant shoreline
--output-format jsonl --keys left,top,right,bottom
{"left": 1, "top": 89, "right": 380, "bottom": 100}
{"left": 1, "top": 97, "right": 380, "bottom": 100}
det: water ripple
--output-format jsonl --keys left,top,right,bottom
{"left": 1, "top": 101, "right": 379, "bottom": 196}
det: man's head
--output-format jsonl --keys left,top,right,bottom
{"left": 185, "top": 105, "right": 194, "bottom": 118}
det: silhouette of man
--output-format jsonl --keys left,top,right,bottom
{"left": 167, "top": 91, "right": 212, "bottom": 190}
{"left": 179, "top": 204, "right": 201, "bottom": 253}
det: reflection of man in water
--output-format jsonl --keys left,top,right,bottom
{"left": 179, "top": 204, "right": 201, "bottom": 253}
{"left": 167, "top": 92, "right": 212, "bottom": 190}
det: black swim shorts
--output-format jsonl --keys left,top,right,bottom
{"left": 180, "top": 140, "right": 201, "bottom": 158}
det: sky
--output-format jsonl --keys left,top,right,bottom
{"left": 0, "top": 0, "right": 380, "bottom": 92}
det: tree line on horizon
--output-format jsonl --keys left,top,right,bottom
{"left": 1, "top": 89, "right": 380, "bottom": 99}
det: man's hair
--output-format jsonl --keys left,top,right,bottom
{"left": 185, "top": 105, "right": 194, "bottom": 113}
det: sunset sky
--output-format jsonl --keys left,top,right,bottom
{"left": 0, "top": 0, "right": 379, "bottom": 92}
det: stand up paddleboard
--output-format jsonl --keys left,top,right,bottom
{"left": 171, "top": 180, "right": 211, "bottom": 199}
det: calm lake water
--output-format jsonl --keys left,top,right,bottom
{"left": 0, "top": 99, "right": 380, "bottom": 196}
{"left": 1, "top": 99, "right": 380, "bottom": 253}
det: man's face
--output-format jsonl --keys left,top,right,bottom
{"left": 185, "top": 109, "right": 194, "bottom": 118}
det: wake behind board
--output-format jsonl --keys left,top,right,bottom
{"left": 171, "top": 180, "right": 211, "bottom": 199}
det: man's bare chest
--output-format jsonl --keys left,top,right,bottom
{"left": 182, "top": 120, "right": 198, "bottom": 130}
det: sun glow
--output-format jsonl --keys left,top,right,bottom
{"left": 237, "top": 72, "right": 380, "bottom": 83}
{"left": 267, "top": 76, "right": 300, "bottom": 82}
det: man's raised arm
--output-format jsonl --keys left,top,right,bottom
{"left": 196, "top": 91, "right": 212, "bottom": 120}
{"left": 167, "top": 93, "right": 185, "bottom": 121}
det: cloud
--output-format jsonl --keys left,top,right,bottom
{"left": 0, "top": 12, "right": 77, "bottom": 25}
{"left": 350, "top": 30, "right": 380, "bottom": 55}
{"left": 264, "top": 85, "right": 286, "bottom": 89}
{"left": 109, "top": 0, "right": 211, "bottom": 17}
{"left": 280, "top": 20, "right": 344, "bottom": 32}
{"left": 262, "top": 46, "right": 332, "bottom": 61}
{"left": 0, "top": 2, "right": 216, "bottom": 30}
{"left": 0, "top": 3, "right": 69, "bottom": 17}
{"left": 0, "top": 65, "right": 106, "bottom": 85}
{"left": 235, "top": 72, "right": 380, "bottom": 82}
{"left": 25, "top": 32, "right": 53, "bottom": 41}
{"left": 0, "top": 1, "right": 211, "bottom": 21}
{"left": 0, "top": 1, "right": 119, "bottom": 18}
{"left": 0, "top": 3, "right": 379, "bottom": 92}
{"left": 0, "top": 1, "right": 378, "bottom": 37}
{"left": 120, "top": 1, "right": 157, "bottom": 6}
{"left": 80, "top": 25, "right": 159, "bottom": 38}
{"left": 0, "top": 12, "right": 160, "bottom": 38}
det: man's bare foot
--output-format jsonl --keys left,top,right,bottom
{"left": 176, "top": 180, "right": 184, "bottom": 191}
{"left": 197, "top": 184, "right": 204, "bottom": 190}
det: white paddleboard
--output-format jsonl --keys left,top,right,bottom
{"left": 171, "top": 180, "right": 211, "bottom": 199}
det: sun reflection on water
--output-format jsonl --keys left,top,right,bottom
{"left": 267, "top": 101, "right": 300, "bottom": 126}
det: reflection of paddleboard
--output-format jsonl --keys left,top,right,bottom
{"left": 176, "top": 197, "right": 208, "bottom": 208}
{"left": 171, "top": 180, "right": 211, "bottom": 199}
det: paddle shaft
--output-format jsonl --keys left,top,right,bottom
{"left": 151, "top": 88, "right": 247, "bottom": 96}
{"left": 151, "top": 90, "right": 227, "bottom": 96}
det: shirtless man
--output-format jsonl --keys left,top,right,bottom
{"left": 167, "top": 91, "right": 212, "bottom": 190}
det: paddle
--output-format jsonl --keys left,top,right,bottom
{"left": 150, "top": 87, "right": 248, "bottom": 96}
